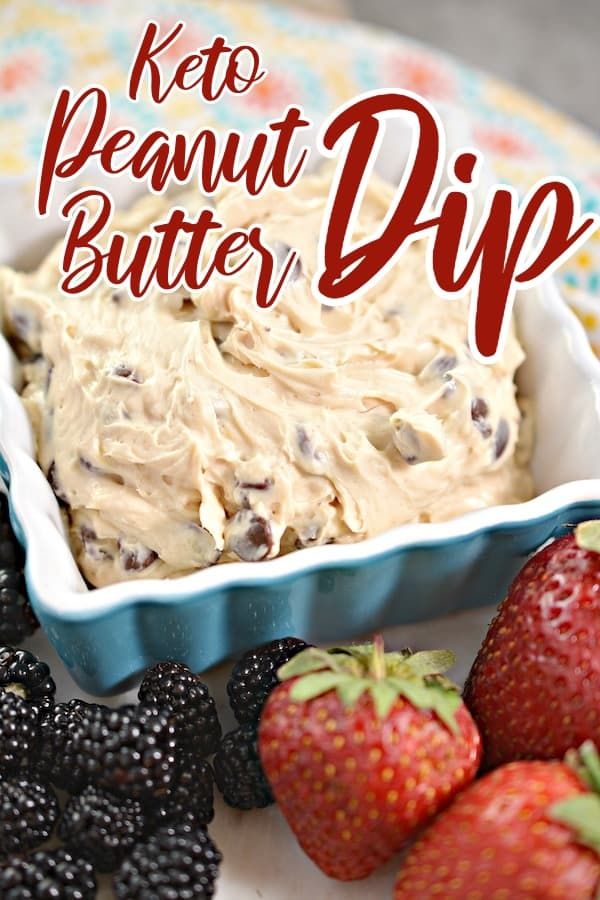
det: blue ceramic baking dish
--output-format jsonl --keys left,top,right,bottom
{"left": 2, "top": 278, "right": 600, "bottom": 693}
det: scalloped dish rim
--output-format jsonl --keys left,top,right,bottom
{"left": 1, "top": 275, "right": 600, "bottom": 623}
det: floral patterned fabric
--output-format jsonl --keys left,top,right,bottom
{"left": 0, "top": 0, "right": 599, "bottom": 352}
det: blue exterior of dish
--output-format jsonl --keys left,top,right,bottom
{"left": 4, "top": 455, "right": 600, "bottom": 695}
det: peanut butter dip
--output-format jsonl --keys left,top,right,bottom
{"left": 0, "top": 169, "right": 533, "bottom": 587}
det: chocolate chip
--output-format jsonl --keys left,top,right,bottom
{"left": 79, "top": 456, "right": 124, "bottom": 484}
{"left": 11, "top": 312, "right": 32, "bottom": 341}
{"left": 47, "top": 461, "right": 68, "bottom": 506}
{"left": 432, "top": 355, "right": 457, "bottom": 376}
{"left": 471, "top": 397, "right": 489, "bottom": 420}
{"left": 297, "top": 426, "right": 313, "bottom": 457}
{"left": 118, "top": 542, "right": 158, "bottom": 572}
{"left": 273, "top": 241, "right": 302, "bottom": 281}
{"left": 112, "top": 364, "right": 142, "bottom": 384}
{"left": 79, "top": 525, "right": 97, "bottom": 543}
{"left": 80, "top": 527, "right": 113, "bottom": 561}
{"left": 237, "top": 478, "right": 273, "bottom": 491}
{"left": 471, "top": 397, "right": 492, "bottom": 438}
{"left": 227, "top": 510, "right": 273, "bottom": 562}
{"left": 391, "top": 414, "right": 445, "bottom": 465}
{"left": 494, "top": 419, "right": 510, "bottom": 460}
{"left": 419, "top": 352, "right": 458, "bottom": 383}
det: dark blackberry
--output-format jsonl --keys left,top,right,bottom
{"left": 0, "top": 848, "right": 96, "bottom": 898}
{"left": 0, "top": 570, "right": 38, "bottom": 645}
{"left": 213, "top": 723, "right": 273, "bottom": 810}
{"left": 114, "top": 813, "right": 221, "bottom": 899}
{"left": 0, "top": 524, "right": 23, "bottom": 570}
{"left": 148, "top": 751, "right": 214, "bottom": 828}
{"left": 0, "top": 647, "right": 55, "bottom": 703}
{"left": 59, "top": 785, "right": 147, "bottom": 873}
{"left": 37, "top": 699, "right": 106, "bottom": 792}
{"left": 227, "top": 636, "right": 310, "bottom": 725}
{"left": 138, "top": 661, "right": 221, "bottom": 757}
{"left": 66, "top": 703, "right": 177, "bottom": 799}
{"left": 0, "top": 568, "right": 25, "bottom": 591}
{"left": 0, "top": 774, "right": 59, "bottom": 855}
{"left": 0, "top": 690, "right": 40, "bottom": 771}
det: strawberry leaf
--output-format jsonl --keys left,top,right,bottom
{"left": 401, "top": 650, "right": 456, "bottom": 678}
{"left": 369, "top": 680, "right": 402, "bottom": 719}
{"left": 278, "top": 640, "right": 462, "bottom": 727}
{"left": 551, "top": 794, "right": 600, "bottom": 856}
{"left": 566, "top": 741, "right": 600, "bottom": 794}
{"left": 337, "top": 678, "right": 370, "bottom": 708}
{"left": 581, "top": 741, "right": 600, "bottom": 793}
{"left": 289, "top": 671, "right": 351, "bottom": 702}
{"left": 388, "top": 677, "right": 461, "bottom": 733}
{"left": 278, "top": 648, "right": 341, "bottom": 680}
{"left": 575, "top": 521, "right": 600, "bottom": 555}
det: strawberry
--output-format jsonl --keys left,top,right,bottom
{"left": 394, "top": 742, "right": 600, "bottom": 900}
{"left": 258, "top": 638, "right": 481, "bottom": 881}
{"left": 464, "top": 520, "right": 600, "bottom": 768}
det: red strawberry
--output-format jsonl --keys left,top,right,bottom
{"left": 394, "top": 742, "right": 600, "bottom": 900}
{"left": 464, "top": 520, "right": 600, "bottom": 768}
{"left": 258, "top": 638, "right": 481, "bottom": 881}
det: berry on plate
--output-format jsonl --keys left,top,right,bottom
{"left": 148, "top": 749, "right": 215, "bottom": 827}
{"left": 464, "top": 521, "right": 600, "bottom": 767}
{"left": 0, "top": 848, "right": 96, "bottom": 899}
{"left": 227, "top": 636, "right": 311, "bottom": 726}
{"left": 0, "top": 689, "right": 40, "bottom": 772}
{"left": 258, "top": 638, "right": 481, "bottom": 880}
{"left": 138, "top": 660, "right": 221, "bottom": 758}
{"left": 65, "top": 703, "right": 178, "bottom": 800}
{"left": 37, "top": 699, "right": 108, "bottom": 792}
{"left": 0, "top": 520, "right": 23, "bottom": 570}
{"left": 0, "top": 495, "right": 38, "bottom": 643}
{"left": 394, "top": 741, "right": 600, "bottom": 899}
{"left": 0, "top": 568, "right": 38, "bottom": 645}
{"left": 58, "top": 785, "right": 148, "bottom": 873}
{"left": 214, "top": 723, "right": 273, "bottom": 810}
{"left": 0, "top": 646, "right": 55, "bottom": 703}
{"left": 113, "top": 813, "right": 221, "bottom": 899}
{"left": 0, "top": 773, "right": 59, "bottom": 856}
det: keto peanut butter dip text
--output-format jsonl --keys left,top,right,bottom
{"left": 0, "top": 169, "right": 533, "bottom": 587}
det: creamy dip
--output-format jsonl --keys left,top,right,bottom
{"left": 0, "top": 170, "right": 533, "bottom": 587}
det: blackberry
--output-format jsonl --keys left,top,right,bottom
{"left": 0, "top": 690, "right": 40, "bottom": 771}
{"left": 0, "top": 647, "right": 55, "bottom": 703}
{"left": 114, "top": 813, "right": 221, "bottom": 899}
{"left": 66, "top": 703, "right": 177, "bottom": 799}
{"left": 148, "top": 751, "right": 214, "bottom": 828}
{"left": 213, "top": 723, "right": 273, "bottom": 810}
{"left": 227, "top": 636, "right": 310, "bottom": 725}
{"left": 0, "top": 848, "right": 96, "bottom": 898}
{"left": 0, "top": 523, "right": 23, "bottom": 570}
{"left": 138, "top": 661, "right": 221, "bottom": 757}
{"left": 0, "top": 570, "right": 38, "bottom": 645}
{"left": 37, "top": 699, "right": 107, "bottom": 792}
{"left": 59, "top": 785, "right": 147, "bottom": 873}
{"left": 0, "top": 774, "right": 59, "bottom": 855}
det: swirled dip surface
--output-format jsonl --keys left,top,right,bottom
{"left": 0, "top": 171, "right": 533, "bottom": 587}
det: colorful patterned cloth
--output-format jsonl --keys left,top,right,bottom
{"left": 0, "top": 0, "right": 599, "bottom": 352}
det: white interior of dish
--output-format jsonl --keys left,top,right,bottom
{"left": 1, "top": 104, "right": 600, "bottom": 615}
